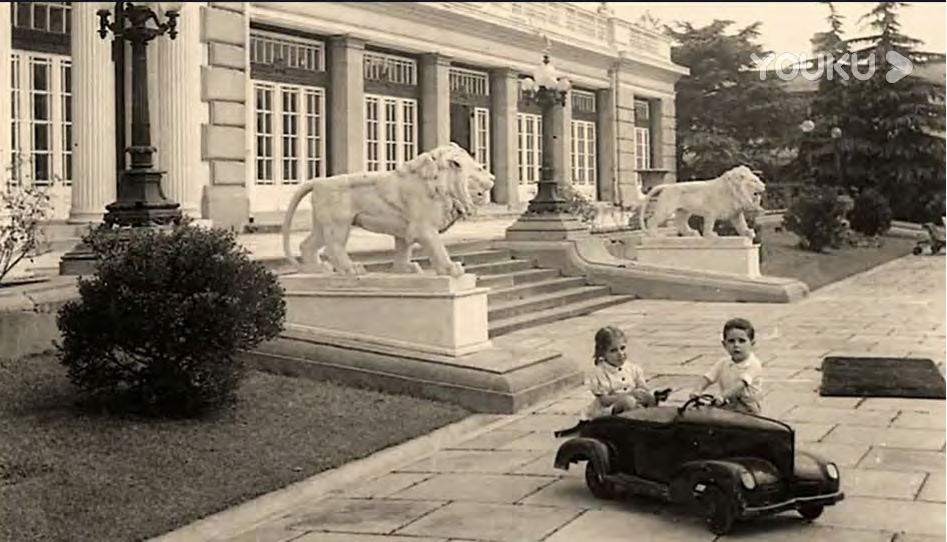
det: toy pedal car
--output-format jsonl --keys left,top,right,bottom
{"left": 913, "top": 220, "right": 946, "bottom": 255}
{"left": 553, "top": 394, "right": 844, "bottom": 535}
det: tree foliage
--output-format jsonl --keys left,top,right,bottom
{"left": 667, "top": 20, "right": 803, "bottom": 181}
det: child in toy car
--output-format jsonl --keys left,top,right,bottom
{"left": 555, "top": 326, "right": 670, "bottom": 438}
{"left": 691, "top": 317, "right": 763, "bottom": 414}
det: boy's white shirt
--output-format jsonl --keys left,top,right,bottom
{"left": 583, "top": 362, "right": 649, "bottom": 419}
{"left": 704, "top": 352, "right": 763, "bottom": 409}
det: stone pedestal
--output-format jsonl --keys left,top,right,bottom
{"left": 504, "top": 213, "right": 592, "bottom": 242}
{"left": 636, "top": 235, "right": 760, "bottom": 277}
{"left": 280, "top": 273, "right": 492, "bottom": 357}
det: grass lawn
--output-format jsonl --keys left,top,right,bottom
{"left": 0, "top": 354, "right": 470, "bottom": 542}
{"left": 758, "top": 223, "right": 918, "bottom": 290}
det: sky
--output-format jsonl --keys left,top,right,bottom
{"left": 606, "top": 2, "right": 946, "bottom": 56}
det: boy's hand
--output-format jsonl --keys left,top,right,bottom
{"left": 653, "top": 388, "right": 672, "bottom": 403}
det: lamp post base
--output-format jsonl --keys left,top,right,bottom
{"left": 504, "top": 212, "right": 591, "bottom": 242}
{"left": 103, "top": 167, "right": 183, "bottom": 228}
{"left": 59, "top": 241, "right": 98, "bottom": 276}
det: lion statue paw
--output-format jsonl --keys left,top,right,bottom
{"left": 435, "top": 261, "right": 465, "bottom": 278}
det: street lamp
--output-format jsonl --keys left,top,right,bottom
{"left": 830, "top": 126, "right": 843, "bottom": 187}
{"left": 97, "top": 2, "right": 183, "bottom": 227}
{"left": 519, "top": 53, "right": 572, "bottom": 214}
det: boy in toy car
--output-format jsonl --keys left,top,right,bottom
{"left": 691, "top": 317, "right": 763, "bottom": 414}
{"left": 584, "top": 326, "right": 667, "bottom": 419}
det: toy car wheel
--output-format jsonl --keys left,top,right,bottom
{"left": 584, "top": 462, "right": 619, "bottom": 500}
{"left": 798, "top": 504, "right": 824, "bottom": 521}
{"left": 702, "top": 486, "right": 737, "bottom": 535}
{"left": 913, "top": 246, "right": 923, "bottom": 255}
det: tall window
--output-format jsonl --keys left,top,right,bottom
{"left": 10, "top": 51, "right": 72, "bottom": 186}
{"left": 253, "top": 82, "right": 325, "bottom": 185}
{"left": 634, "top": 98, "right": 654, "bottom": 170}
{"left": 571, "top": 89, "right": 597, "bottom": 190}
{"left": 516, "top": 112, "right": 542, "bottom": 185}
{"left": 473, "top": 107, "right": 490, "bottom": 170}
{"left": 249, "top": 29, "right": 327, "bottom": 185}
{"left": 365, "top": 95, "right": 418, "bottom": 172}
{"left": 571, "top": 120, "right": 596, "bottom": 186}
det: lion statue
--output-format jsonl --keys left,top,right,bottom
{"left": 638, "top": 165, "right": 766, "bottom": 238}
{"left": 281, "top": 142, "right": 495, "bottom": 277}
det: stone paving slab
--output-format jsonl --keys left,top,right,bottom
{"left": 395, "top": 501, "right": 582, "bottom": 542}
{"left": 156, "top": 255, "right": 945, "bottom": 542}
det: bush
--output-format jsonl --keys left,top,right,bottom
{"left": 559, "top": 184, "right": 599, "bottom": 224}
{"left": 56, "top": 221, "right": 286, "bottom": 418}
{"left": 781, "top": 187, "right": 850, "bottom": 252}
{"left": 848, "top": 188, "right": 893, "bottom": 237}
{"left": 1, "top": 158, "right": 55, "bottom": 283}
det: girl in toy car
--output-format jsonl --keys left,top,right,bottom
{"left": 584, "top": 326, "right": 666, "bottom": 419}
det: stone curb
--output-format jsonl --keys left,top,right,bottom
{"left": 149, "top": 409, "right": 537, "bottom": 542}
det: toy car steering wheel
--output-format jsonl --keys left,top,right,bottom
{"left": 678, "top": 393, "right": 720, "bottom": 414}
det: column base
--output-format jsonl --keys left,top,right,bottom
{"left": 59, "top": 241, "right": 98, "bottom": 276}
{"left": 504, "top": 212, "right": 591, "bottom": 241}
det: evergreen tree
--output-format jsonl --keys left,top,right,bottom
{"left": 842, "top": 2, "right": 945, "bottom": 220}
{"left": 667, "top": 20, "right": 802, "bottom": 181}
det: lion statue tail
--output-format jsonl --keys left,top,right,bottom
{"left": 282, "top": 180, "right": 316, "bottom": 268}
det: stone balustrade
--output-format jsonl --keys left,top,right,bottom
{"left": 427, "top": 2, "right": 671, "bottom": 60}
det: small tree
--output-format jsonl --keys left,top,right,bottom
{"left": 0, "top": 159, "right": 54, "bottom": 283}
{"left": 56, "top": 221, "right": 286, "bottom": 418}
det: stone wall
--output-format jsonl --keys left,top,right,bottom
{"left": 200, "top": 2, "right": 250, "bottom": 231}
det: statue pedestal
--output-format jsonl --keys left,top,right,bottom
{"left": 504, "top": 212, "right": 591, "bottom": 242}
{"left": 636, "top": 236, "right": 761, "bottom": 278}
{"left": 280, "top": 272, "right": 492, "bottom": 357}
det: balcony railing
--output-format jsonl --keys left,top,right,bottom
{"left": 428, "top": 2, "right": 671, "bottom": 61}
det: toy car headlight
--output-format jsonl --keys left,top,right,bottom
{"left": 740, "top": 470, "right": 756, "bottom": 490}
{"left": 825, "top": 463, "right": 839, "bottom": 480}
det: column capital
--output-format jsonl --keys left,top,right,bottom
{"left": 329, "top": 35, "right": 366, "bottom": 51}
{"left": 422, "top": 53, "right": 453, "bottom": 68}
{"left": 490, "top": 67, "right": 520, "bottom": 82}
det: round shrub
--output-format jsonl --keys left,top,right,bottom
{"left": 781, "top": 187, "right": 850, "bottom": 252}
{"left": 848, "top": 188, "right": 893, "bottom": 237}
{"left": 56, "top": 221, "right": 286, "bottom": 418}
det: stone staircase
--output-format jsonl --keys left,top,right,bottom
{"left": 354, "top": 242, "right": 636, "bottom": 338}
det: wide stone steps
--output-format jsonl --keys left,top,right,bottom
{"left": 297, "top": 245, "right": 634, "bottom": 338}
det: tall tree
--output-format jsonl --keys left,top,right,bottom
{"left": 793, "top": 2, "right": 853, "bottom": 186}
{"left": 841, "top": 2, "right": 945, "bottom": 220}
{"left": 667, "top": 20, "right": 802, "bottom": 181}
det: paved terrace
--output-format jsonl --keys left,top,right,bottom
{"left": 156, "top": 253, "right": 945, "bottom": 541}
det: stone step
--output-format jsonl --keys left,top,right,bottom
{"left": 463, "top": 258, "right": 536, "bottom": 276}
{"left": 487, "top": 276, "right": 589, "bottom": 304}
{"left": 488, "top": 294, "right": 637, "bottom": 338}
{"left": 488, "top": 285, "right": 615, "bottom": 321}
{"left": 475, "top": 268, "right": 561, "bottom": 290}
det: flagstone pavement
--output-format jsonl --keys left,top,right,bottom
{"left": 160, "top": 254, "right": 946, "bottom": 542}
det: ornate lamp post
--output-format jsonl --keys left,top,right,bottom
{"left": 97, "top": 2, "right": 183, "bottom": 227}
{"left": 799, "top": 119, "right": 843, "bottom": 186}
{"left": 519, "top": 53, "right": 572, "bottom": 214}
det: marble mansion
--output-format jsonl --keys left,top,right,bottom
{"left": 0, "top": 2, "right": 686, "bottom": 230}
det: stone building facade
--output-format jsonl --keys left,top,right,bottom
{"left": 0, "top": 2, "right": 687, "bottom": 229}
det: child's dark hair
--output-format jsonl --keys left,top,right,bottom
{"left": 593, "top": 326, "right": 626, "bottom": 362}
{"left": 722, "top": 317, "right": 755, "bottom": 341}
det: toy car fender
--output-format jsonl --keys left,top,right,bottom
{"left": 554, "top": 437, "right": 612, "bottom": 475}
{"left": 669, "top": 458, "right": 780, "bottom": 504}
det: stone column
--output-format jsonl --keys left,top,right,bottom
{"left": 0, "top": 3, "right": 11, "bottom": 182}
{"left": 328, "top": 36, "right": 365, "bottom": 174}
{"left": 420, "top": 53, "right": 451, "bottom": 150}
{"left": 157, "top": 3, "right": 206, "bottom": 217}
{"left": 596, "top": 87, "right": 616, "bottom": 203}
{"left": 489, "top": 68, "right": 519, "bottom": 205}
{"left": 68, "top": 1, "right": 117, "bottom": 223}
{"left": 552, "top": 96, "right": 572, "bottom": 190}
{"left": 657, "top": 97, "right": 678, "bottom": 181}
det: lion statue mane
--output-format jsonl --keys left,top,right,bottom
{"left": 281, "top": 142, "right": 495, "bottom": 277}
{"left": 638, "top": 165, "right": 766, "bottom": 238}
